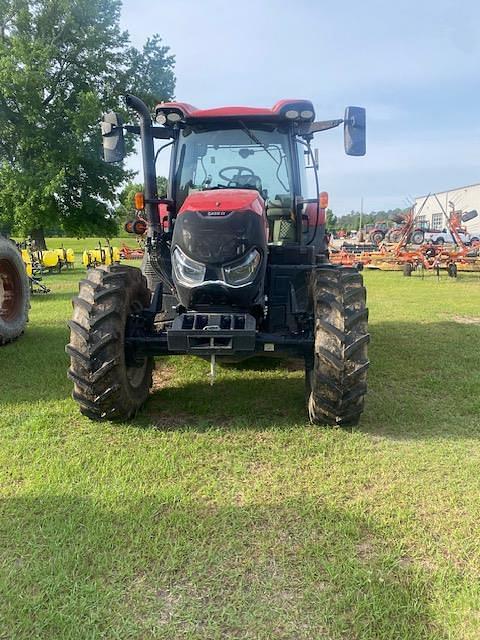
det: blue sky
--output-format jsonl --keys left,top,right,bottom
{"left": 121, "top": 0, "right": 480, "bottom": 215}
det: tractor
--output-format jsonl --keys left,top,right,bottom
{"left": 365, "top": 222, "right": 388, "bottom": 245}
{"left": 0, "top": 235, "right": 30, "bottom": 345}
{"left": 67, "top": 95, "right": 369, "bottom": 425}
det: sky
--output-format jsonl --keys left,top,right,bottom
{"left": 120, "top": 0, "right": 480, "bottom": 216}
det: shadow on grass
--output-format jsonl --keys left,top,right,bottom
{"left": 2, "top": 317, "right": 479, "bottom": 441}
{"left": 142, "top": 373, "right": 307, "bottom": 431}
{"left": 0, "top": 494, "right": 445, "bottom": 639}
{"left": 141, "top": 320, "right": 480, "bottom": 439}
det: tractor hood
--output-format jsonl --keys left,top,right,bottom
{"left": 171, "top": 189, "right": 268, "bottom": 310}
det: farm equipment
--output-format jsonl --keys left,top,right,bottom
{"left": 386, "top": 212, "right": 426, "bottom": 244}
{"left": 364, "top": 197, "right": 480, "bottom": 274}
{"left": 54, "top": 247, "right": 75, "bottom": 268}
{"left": 67, "top": 95, "right": 368, "bottom": 425}
{"left": 82, "top": 241, "right": 121, "bottom": 268}
{"left": 120, "top": 243, "right": 145, "bottom": 260}
{"left": 19, "top": 239, "right": 75, "bottom": 274}
{"left": 18, "top": 248, "right": 50, "bottom": 293}
{"left": 365, "top": 222, "right": 389, "bottom": 244}
{"left": 0, "top": 235, "right": 30, "bottom": 344}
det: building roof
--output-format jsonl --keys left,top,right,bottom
{"left": 416, "top": 181, "right": 480, "bottom": 200}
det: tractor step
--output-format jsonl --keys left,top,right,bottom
{"left": 167, "top": 312, "right": 256, "bottom": 354}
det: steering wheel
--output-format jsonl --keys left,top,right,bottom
{"left": 219, "top": 165, "right": 255, "bottom": 186}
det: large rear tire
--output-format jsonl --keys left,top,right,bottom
{"left": 66, "top": 264, "right": 153, "bottom": 421}
{"left": 371, "top": 231, "right": 385, "bottom": 245}
{"left": 411, "top": 230, "right": 424, "bottom": 245}
{"left": 0, "top": 235, "right": 30, "bottom": 345}
{"left": 387, "top": 229, "right": 403, "bottom": 243}
{"left": 306, "top": 265, "right": 369, "bottom": 426}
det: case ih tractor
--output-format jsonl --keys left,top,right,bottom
{"left": 67, "top": 95, "right": 369, "bottom": 425}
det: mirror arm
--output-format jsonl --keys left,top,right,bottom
{"left": 297, "top": 118, "right": 344, "bottom": 136}
{"left": 124, "top": 125, "right": 174, "bottom": 139}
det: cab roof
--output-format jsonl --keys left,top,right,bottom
{"left": 154, "top": 100, "right": 316, "bottom": 123}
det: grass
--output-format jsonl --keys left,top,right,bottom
{"left": 1, "top": 259, "right": 480, "bottom": 639}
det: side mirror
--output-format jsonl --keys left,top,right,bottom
{"left": 462, "top": 209, "right": 478, "bottom": 223}
{"left": 101, "top": 112, "right": 125, "bottom": 163}
{"left": 344, "top": 106, "right": 366, "bottom": 156}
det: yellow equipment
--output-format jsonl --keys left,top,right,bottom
{"left": 82, "top": 242, "right": 121, "bottom": 268}
{"left": 32, "top": 249, "right": 60, "bottom": 270}
{"left": 21, "top": 249, "right": 33, "bottom": 277}
{"left": 54, "top": 247, "right": 75, "bottom": 268}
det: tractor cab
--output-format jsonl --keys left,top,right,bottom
{"left": 171, "top": 118, "right": 299, "bottom": 245}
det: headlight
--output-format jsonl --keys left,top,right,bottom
{"left": 172, "top": 247, "right": 206, "bottom": 286}
{"left": 223, "top": 249, "right": 261, "bottom": 286}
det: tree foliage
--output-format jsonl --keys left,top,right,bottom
{"left": 326, "top": 208, "right": 337, "bottom": 229}
{"left": 0, "top": 0, "right": 175, "bottom": 237}
{"left": 335, "top": 208, "right": 410, "bottom": 231}
{"left": 116, "top": 176, "right": 167, "bottom": 228}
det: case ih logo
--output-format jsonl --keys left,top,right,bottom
{"left": 204, "top": 210, "right": 230, "bottom": 217}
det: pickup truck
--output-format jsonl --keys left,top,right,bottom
{"left": 422, "top": 229, "right": 476, "bottom": 245}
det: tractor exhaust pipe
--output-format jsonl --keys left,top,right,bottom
{"left": 125, "top": 94, "right": 159, "bottom": 236}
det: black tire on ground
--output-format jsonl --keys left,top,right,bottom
{"left": 435, "top": 237, "right": 445, "bottom": 245}
{"left": 0, "top": 235, "right": 30, "bottom": 345}
{"left": 66, "top": 264, "right": 154, "bottom": 421}
{"left": 403, "top": 262, "right": 413, "bottom": 277}
{"left": 411, "top": 230, "right": 424, "bottom": 245}
{"left": 387, "top": 229, "right": 403, "bottom": 243}
{"left": 448, "top": 263, "right": 458, "bottom": 278}
{"left": 371, "top": 231, "right": 385, "bottom": 245}
{"left": 306, "top": 265, "right": 369, "bottom": 427}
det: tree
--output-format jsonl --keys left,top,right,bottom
{"left": 116, "top": 176, "right": 168, "bottom": 229}
{"left": 0, "top": 0, "right": 175, "bottom": 246}
{"left": 326, "top": 208, "right": 337, "bottom": 229}
{"left": 335, "top": 207, "right": 410, "bottom": 231}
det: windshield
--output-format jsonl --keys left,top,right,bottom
{"left": 174, "top": 124, "right": 293, "bottom": 209}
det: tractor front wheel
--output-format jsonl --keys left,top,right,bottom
{"left": 306, "top": 265, "right": 369, "bottom": 426}
{"left": 66, "top": 264, "right": 153, "bottom": 421}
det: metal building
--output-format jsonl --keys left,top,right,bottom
{"left": 415, "top": 183, "right": 480, "bottom": 237}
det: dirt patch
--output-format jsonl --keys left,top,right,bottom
{"left": 285, "top": 358, "right": 305, "bottom": 371}
{"left": 151, "top": 364, "right": 177, "bottom": 391}
{"left": 148, "top": 411, "right": 194, "bottom": 430}
{"left": 451, "top": 315, "right": 480, "bottom": 325}
{"left": 356, "top": 537, "right": 377, "bottom": 562}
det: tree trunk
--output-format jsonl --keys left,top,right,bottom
{"left": 30, "top": 228, "right": 47, "bottom": 250}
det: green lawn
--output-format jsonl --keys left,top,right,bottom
{"left": 1, "top": 262, "right": 480, "bottom": 639}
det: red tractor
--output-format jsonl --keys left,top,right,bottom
{"left": 67, "top": 96, "right": 368, "bottom": 425}
{"left": 365, "top": 222, "right": 388, "bottom": 244}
